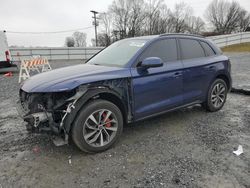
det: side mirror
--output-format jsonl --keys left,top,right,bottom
{"left": 140, "top": 57, "right": 163, "bottom": 69}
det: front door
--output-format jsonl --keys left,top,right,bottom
{"left": 131, "top": 38, "right": 183, "bottom": 120}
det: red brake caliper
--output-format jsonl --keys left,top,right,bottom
{"left": 103, "top": 112, "right": 112, "bottom": 128}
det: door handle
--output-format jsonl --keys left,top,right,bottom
{"left": 173, "top": 72, "right": 182, "bottom": 78}
{"left": 208, "top": 65, "right": 215, "bottom": 70}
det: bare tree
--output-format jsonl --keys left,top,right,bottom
{"left": 108, "top": 0, "right": 148, "bottom": 39}
{"left": 96, "top": 0, "right": 248, "bottom": 46}
{"left": 91, "top": 38, "right": 96, "bottom": 47}
{"left": 65, "top": 37, "right": 75, "bottom": 47}
{"left": 94, "top": 33, "right": 109, "bottom": 47}
{"left": 99, "top": 12, "right": 113, "bottom": 45}
{"left": 186, "top": 16, "right": 205, "bottom": 34}
{"left": 73, "top": 31, "right": 87, "bottom": 47}
{"left": 144, "top": 0, "right": 164, "bottom": 35}
{"left": 205, "top": 0, "right": 248, "bottom": 34}
{"left": 109, "top": 0, "right": 131, "bottom": 39}
{"left": 127, "top": 0, "right": 147, "bottom": 37}
{"left": 238, "top": 10, "right": 250, "bottom": 32}
{"left": 107, "top": 0, "right": 206, "bottom": 38}
{"left": 170, "top": 3, "right": 192, "bottom": 33}
{"left": 158, "top": 5, "right": 173, "bottom": 33}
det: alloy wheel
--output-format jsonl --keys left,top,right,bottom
{"left": 211, "top": 83, "right": 226, "bottom": 108}
{"left": 83, "top": 109, "right": 118, "bottom": 147}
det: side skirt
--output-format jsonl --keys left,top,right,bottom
{"left": 133, "top": 100, "right": 202, "bottom": 122}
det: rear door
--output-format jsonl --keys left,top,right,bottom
{"left": 179, "top": 38, "right": 216, "bottom": 104}
{"left": 131, "top": 38, "right": 184, "bottom": 120}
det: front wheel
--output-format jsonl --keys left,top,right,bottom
{"left": 72, "top": 99, "right": 123, "bottom": 153}
{"left": 203, "top": 79, "right": 228, "bottom": 112}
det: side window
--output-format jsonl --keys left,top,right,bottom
{"left": 200, "top": 41, "right": 216, "bottom": 56}
{"left": 179, "top": 39, "right": 206, "bottom": 60}
{"left": 140, "top": 39, "right": 178, "bottom": 63}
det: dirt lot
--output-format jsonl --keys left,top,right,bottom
{"left": 0, "top": 54, "right": 250, "bottom": 188}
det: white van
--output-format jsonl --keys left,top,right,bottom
{"left": 0, "top": 30, "right": 15, "bottom": 69}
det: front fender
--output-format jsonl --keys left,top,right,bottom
{"left": 63, "top": 86, "right": 124, "bottom": 133}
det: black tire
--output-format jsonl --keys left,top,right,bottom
{"left": 203, "top": 79, "right": 228, "bottom": 112}
{"left": 71, "top": 99, "right": 123, "bottom": 153}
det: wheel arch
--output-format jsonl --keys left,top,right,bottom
{"left": 203, "top": 73, "right": 229, "bottom": 112}
{"left": 63, "top": 87, "right": 129, "bottom": 134}
{"left": 97, "top": 92, "right": 128, "bottom": 124}
{"left": 204, "top": 72, "right": 231, "bottom": 103}
{"left": 215, "top": 74, "right": 231, "bottom": 91}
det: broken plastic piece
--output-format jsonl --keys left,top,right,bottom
{"left": 233, "top": 145, "right": 243, "bottom": 156}
{"left": 68, "top": 156, "right": 72, "bottom": 164}
{"left": 52, "top": 136, "right": 68, "bottom": 146}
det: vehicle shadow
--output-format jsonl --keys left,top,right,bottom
{"left": 44, "top": 104, "right": 205, "bottom": 157}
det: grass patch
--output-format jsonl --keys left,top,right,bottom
{"left": 222, "top": 42, "right": 250, "bottom": 52}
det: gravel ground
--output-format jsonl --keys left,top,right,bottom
{"left": 0, "top": 54, "right": 250, "bottom": 188}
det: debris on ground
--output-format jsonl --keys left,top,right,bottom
{"left": 4, "top": 72, "right": 13, "bottom": 77}
{"left": 68, "top": 155, "right": 72, "bottom": 165}
{"left": 233, "top": 145, "right": 243, "bottom": 156}
{"left": 32, "top": 145, "right": 40, "bottom": 154}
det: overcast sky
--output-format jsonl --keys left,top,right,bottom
{"left": 1, "top": 0, "right": 250, "bottom": 47}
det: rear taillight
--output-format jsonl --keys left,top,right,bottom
{"left": 5, "top": 51, "right": 10, "bottom": 62}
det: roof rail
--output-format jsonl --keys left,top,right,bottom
{"left": 159, "top": 33, "right": 205, "bottom": 38}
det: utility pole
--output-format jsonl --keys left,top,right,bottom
{"left": 90, "top": 10, "right": 99, "bottom": 47}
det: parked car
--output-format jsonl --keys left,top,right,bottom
{"left": 0, "top": 30, "right": 16, "bottom": 69}
{"left": 18, "top": 34, "right": 232, "bottom": 153}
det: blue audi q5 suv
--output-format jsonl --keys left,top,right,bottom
{"left": 18, "top": 34, "right": 232, "bottom": 152}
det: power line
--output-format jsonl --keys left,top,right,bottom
{"left": 6, "top": 26, "right": 94, "bottom": 34}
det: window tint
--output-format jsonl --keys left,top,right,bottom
{"left": 200, "top": 41, "right": 216, "bottom": 56}
{"left": 140, "top": 39, "right": 178, "bottom": 62}
{"left": 180, "top": 39, "right": 205, "bottom": 60}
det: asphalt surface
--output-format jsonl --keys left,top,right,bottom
{"left": 0, "top": 54, "right": 249, "bottom": 188}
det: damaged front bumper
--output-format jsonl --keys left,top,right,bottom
{"left": 17, "top": 86, "right": 87, "bottom": 136}
{"left": 16, "top": 99, "right": 54, "bottom": 133}
{"left": 17, "top": 99, "right": 71, "bottom": 146}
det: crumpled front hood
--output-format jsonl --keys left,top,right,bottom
{"left": 21, "top": 64, "right": 131, "bottom": 92}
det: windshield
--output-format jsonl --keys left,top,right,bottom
{"left": 88, "top": 39, "right": 147, "bottom": 67}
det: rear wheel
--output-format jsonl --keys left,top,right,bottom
{"left": 72, "top": 99, "right": 123, "bottom": 153}
{"left": 203, "top": 79, "right": 228, "bottom": 112}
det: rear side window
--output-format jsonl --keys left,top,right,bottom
{"left": 179, "top": 39, "right": 205, "bottom": 60}
{"left": 200, "top": 41, "right": 216, "bottom": 56}
{"left": 140, "top": 39, "right": 178, "bottom": 62}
